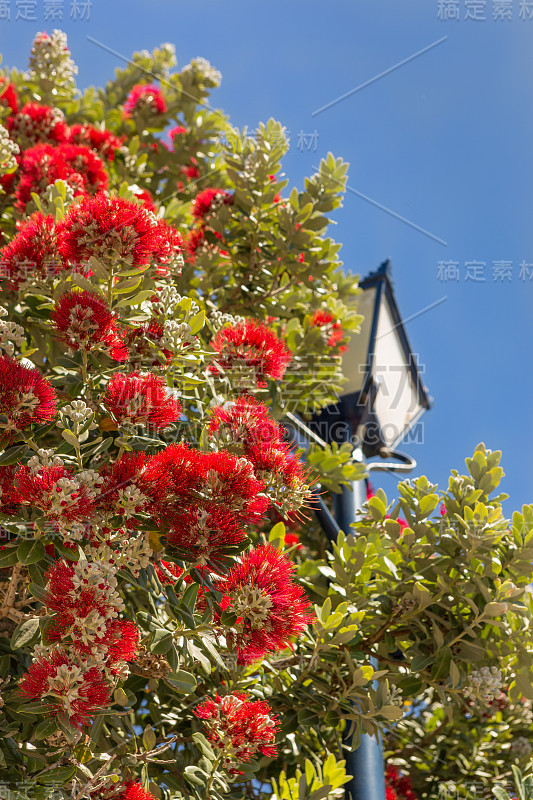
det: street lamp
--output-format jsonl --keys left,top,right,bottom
{"left": 311, "top": 259, "right": 431, "bottom": 457}
{"left": 285, "top": 259, "right": 431, "bottom": 800}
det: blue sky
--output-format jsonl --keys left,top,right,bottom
{"left": 2, "top": 0, "right": 533, "bottom": 513}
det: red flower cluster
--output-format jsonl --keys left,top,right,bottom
{"left": 15, "top": 464, "right": 93, "bottom": 523}
{"left": 97, "top": 451, "right": 153, "bottom": 522}
{"left": 130, "top": 186, "right": 157, "bottom": 212}
{"left": 385, "top": 766, "right": 418, "bottom": 800}
{"left": 98, "top": 782, "right": 157, "bottom": 800}
{"left": 216, "top": 544, "right": 314, "bottom": 663}
{"left": 15, "top": 466, "right": 93, "bottom": 523}
{"left": 68, "top": 124, "right": 125, "bottom": 161}
{"left": 95, "top": 445, "right": 268, "bottom": 566}
{"left": 103, "top": 372, "right": 182, "bottom": 430}
{"left": 52, "top": 290, "right": 128, "bottom": 361}
{"left": 149, "top": 446, "right": 268, "bottom": 564}
{"left": 19, "top": 647, "right": 110, "bottom": 729}
{"left": 168, "top": 124, "right": 187, "bottom": 142}
{"left": 123, "top": 318, "right": 174, "bottom": 368}
{"left": 209, "top": 396, "right": 279, "bottom": 447}
{"left": 42, "top": 559, "right": 139, "bottom": 671}
{"left": 0, "top": 77, "right": 18, "bottom": 113}
{"left": 0, "top": 465, "right": 20, "bottom": 516}
{"left": 7, "top": 103, "right": 68, "bottom": 148}
{"left": 57, "top": 194, "right": 182, "bottom": 272}
{"left": 310, "top": 309, "right": 346, "bottom": 350}
{"left": 194, "top": 693, "right": 279, "bottom": 766}
{"left": 15, "top": 142, "right": 108, "bottom": 210}
{"left": 165, "top": 502, "right": 246, "bottom": 568}
{"left": 0, "top": 212, "right": 64, "bottom": 290}
{"left": 0, "top": 356, "right": 57, "bottom": 445}
{"left": 209, "top": 397, "right": 310, "bottom": 514}
{"left": 124, "top": 84, "right": 167, "bottom": 116}
{"left": 192, "top": 187, "right": 233, "bottom": 219}
{"left": 211, "top": 319, "right": 292, "bottom": 388}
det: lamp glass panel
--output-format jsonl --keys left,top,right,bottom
{"left": 340, "top": 285, "right": 377, "bottom": 395}
{"left": 373, "top": 298, "right": 423, "bottom": 448}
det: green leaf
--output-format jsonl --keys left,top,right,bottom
{"left": 0, "top": 546, "right": 19, "bottom": 568}
{"left": 0, "top": 654, "right": 10, "bottom": 678}
{"left": 143, "top": 725, "right": 157, "bottom": 751}
{"left": 418, "top": 494, "right": 439, "bottom": 517}
{"left": 150, "top": 628, "right": 174, "bottom": 655}
{"left": 0, "top": 444, "right": 28, "bottom": 466}
{"left": 54, "top": 541, "right": 80, "bottom": 561}
{"left": 431, "top": 646, "right": 452, "bottom": 681}
{"left": 37, "top": 765, "right": 77, "bottom": 785}
{"left": 61, "top": 429, "right": 79, "bottom": 448}
{"left": 189, "top": 310, "right": 205, "bottom": 335}
{"left": 269, "top": 521, "right": 286, "bottom": 550}
{"left": 10, "top": 617, "right": 41, "bottom": 650}
{"left": 193, "top": 731, "right": 216, "bottom": 760}
{"left": 116, "top": 289, "right": 154, "bottom": 308}
{"left": 34, "top": 717, "right": 59, "bottom": 740}
{"left": 17, "top": 538, "right": 45, "bottom": 566}
{"left": 166, "top": 670, "right": 197, "bottom": 693}
{"left": 114, "top": 687, "right": 129, "bottom": 706}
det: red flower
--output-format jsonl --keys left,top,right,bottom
{"left": 42, "top": 559, "right": 138, "bottom": 669}
{"left": 113, "top": 782, "right": 158, "bottom": 800}
{"left": 0, "top": 78, "right": 18, "bottom": 113}
{"left": 15, "top": 143, "right": 108, "bottom": 210}
{"left": 284, "top": 532, "right": 302, "bottom": 549}
{"left": 105, "top": 619, "right": 139, "bottom": 669}
{"left": 155, "top": 560, "right": 184, "bottom": 585}
{"left": 52, "top": 290, "right": 128, "bottom": 361}
{"left": 0, "top": 465, "right": 21, "bottom": 515}
{"left": 165, "top": 501, "right": 247, "bottom": 567}
{"left": 211, "top": 319, "right": 292, "bottom": 388}
{"left": 181, "top": 162, "right": 200, "bottom": 181}
{"left": 0, "top": 356, "right": 57, "bottom": 445}
{"left": 124, "top": 84, "right": 167, "bottom": 116}
{"left": 168, "top": 124, "right": 187, "bottom": 143}
{"left": 19, "top": 648, "right": 110, "bottom": 729}
{"left": 200, "top": 450, "right": 268, "bottom": 524}
{"left": 130, "top": 186, "right": 157, "bottom": 212}
{"left": 142, "top": 442, "right": 204, "bottom": 505}
{"left": 209, "top": 396, "right": 282, "bottom": 449}
{"left": 97, "top": 451, "right": 163, "bottom": 523}
{"left": 145, "top": 446, "right": 268, "bottom": 531}
{"left": 16, "top": 464, "right": 93, "bottom": 523}
{"left": 103, "top": 372, "right": 181, "bottom": 430}
{"left": 194, "top": 693, "right": 279, "bottom": 765}
{"left": 67, "top": 124, "right": 124, "bottom": 161}
{"left": 386, "top": 765, "right": 418, "bottom": 800}
{"left": 123, "top": 318, "right": 175, "bottom": 367}
{"left": 57, "top": 194, "right": 182, "bottom": 272}
{"left": 184, "top": 226, "right": 207, "bottom": 260}
{"left": 216, "top": 544, "right": 314, "bottom": 664}
{"left": 7, "top": 103, "right": 68, "bottom": 148}
{"left": 310, "top": 309, "right": 346, "bottom": 349}
{"left": 209, "top": 399, "right": 311, "bottom": 515}
{"left": 192, "top": 187, "right": 233, "bottom": 219}
{"left": 0, "top": 212, "right": 63, "bottom": 290}
{"left": 247, "top": 442, "right": 308, "bottom": 500}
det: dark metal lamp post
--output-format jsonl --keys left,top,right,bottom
{"left": 311, "top": 259, "right": 431, "bottom": 458}
{"left": 285, "top": 260, "right": 431, "bottom": 800}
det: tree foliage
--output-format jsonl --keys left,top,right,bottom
{"left": 0, "top": 30, "right": 531, "bottom": 800}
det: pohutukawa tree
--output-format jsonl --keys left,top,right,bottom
{"left": 0, "top": 29, "right": 532, "bottom": 800}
